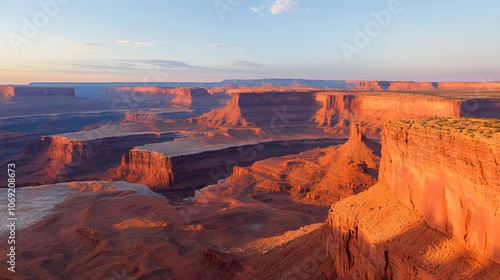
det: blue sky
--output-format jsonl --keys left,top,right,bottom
{"left": 1, "top": 0, "right": 499, "bottom": 84}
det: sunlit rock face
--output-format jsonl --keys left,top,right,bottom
{"left": 380, "top": 118, "right": 500, "bottom": 263}
{"left": 322, "top": 118, "right": 500, "bottom": 279}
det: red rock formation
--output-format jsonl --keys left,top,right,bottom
{"left": 236, "top": 123, "right": 380, "bottom": 206}
{"left": 111, "top": 138, "right": 344, "bottom": 190}
{"left": 9, "top": 132, "right": 178, "bottom": 187}
{"left": 380, "top": 118, "right": 500, "bottom": 263}
{"left": 314, "top": 92, "right": 464, "bottom": 137}
{"left": 197, "top": 91, "right": 320, "bottom": 128}
{"left": 0, "top": 86, "right": 15, "bottom": 101}
{"left": 324, "top": 183, "right": 500, "bottom": 279}
{"left": 322, "top": 118, "right": 500, "bottom": 279}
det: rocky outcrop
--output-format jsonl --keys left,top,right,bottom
{"left": 380, "top": 118, "right": 500, "bottom": 263}
{"left": 324, "top": 183, "right": 500, "bottom": 279}
{"left": 197, "top": 91, "right": 320, "bottom": 128}
{"left": 9, "top": 132, "right": 179, "bottom": 186}
{"left": 112, "top": 138, "right": 345, "bottom": 190}
{"left": 314, "top": 92, "right": 467, "bottom": 137}
{"left": 234, "top": 123, "right": 380, "bottom": 207}
{"left": 323, "top": 118, "right": 500, "bottom": 279}
{"left": 0, "top": 86, "right": 15, "bottom": 101}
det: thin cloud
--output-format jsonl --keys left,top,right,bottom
{"left": 249, "top": 6, "right": 264, "bottom": 13}
{"left": 209, "top": 43, "right": 226, "bottom": 47}
{"left": 116, "top": 40, "right": 155, "bottom": 48}
{"left": 232, "top": 60, "right": 264, "bottom": 69}
{"left": 135, "top": 59, "right": 194, "bottom": 68}
{"left": 269, "top": 0, "right": 298, "bottom": 15}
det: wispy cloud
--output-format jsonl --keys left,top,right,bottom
{"left": 209, "top": 43, "right": 226, "bottom": 47}
{"left": 231, "top": 60, "right": 264, "bottom": 69}
{"left": 133, "top": 59, "right": 195, "bottom": 69}
{"left": 269, "top": 0, "right": 298, "bottom": 15}
{"left": 116, "top": 40, "right": 155, "bottom": 48}
{"left": 249, "top": 6, "right": 265, "bottom": 13}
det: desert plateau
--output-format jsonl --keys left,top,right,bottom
{"left": 1, "top": 1, "right": 500, "bottom": 279}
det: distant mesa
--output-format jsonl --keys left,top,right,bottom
{"left": 352, "top": 80, "right": 500, "bottom": 91}
{"left": 0, "top": 86, "right": 75, "bottom": 102}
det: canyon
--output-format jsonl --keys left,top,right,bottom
{"left": 0, "top": 82, "right": 499, "bottom": 279}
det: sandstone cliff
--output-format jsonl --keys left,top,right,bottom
{"left": 10, "top": 132, "right": 178, "bottom": 187}
{"left": 196, "top": 91, "right": 496, "bottom": 138}
{"left": 112, "top": 138, "right": 344, "bottom": 190}
{"left": 380, "top": 118, "right": 500, "bottom": 263}
{"left": 197, "top": 91, "right": 320, "bottom": 128}
{"left": 323, "top": 118, "right": 500, "bottom": 278}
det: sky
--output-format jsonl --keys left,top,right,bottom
{"left": 0, "top": 0, "right": 499, "bottom": 84}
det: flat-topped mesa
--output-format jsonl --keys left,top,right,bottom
{"left": 354, "top": 81, "right": 500, "bottom": 91}
{"left": 0, "top": 86, "right": 75, "bottom": 101}
{"left": 104, "top": 87, "right": 215, "bottom": 108}
{"left": 9, "top": 131, "right": 179, "bottom": 187}
{"left": 380, "top": 118, "right": 500, "bottom": 263}
{"left": 112, "top": 137, "right": 345, "bottom": 190}
{"left": 314, "top": 92, "right": 465, "bottom": 136}
{"left": 197, "top": 91, "right": 321, "bottom": 128}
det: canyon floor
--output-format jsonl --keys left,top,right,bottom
{"left": 0, "top": 82, "right": 499, "bottom": 279}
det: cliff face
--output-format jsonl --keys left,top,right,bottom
{"left": 354, "top": 81, "right": 500, "bottom": 91}
{"left": 323, "top": 118, "right": 500, "bottom": 279}
{"left": 314, "top": 93, "right": 464, "bottom": 137}
{"left": 379, "top": 118, "right": 500, "bottom": 263}
{"left": 197, "top": 91, "right": 320, "bottom": 128}
{"left": 11, "top": 133, "right": 178, "bottom": 186}
{"left": 112, "top": 138, "right": 345, "bottom": 190}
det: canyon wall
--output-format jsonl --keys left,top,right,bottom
{"left": 113, "top": 138, "right": 345, "bottom": 190}
{"left": 379, "top": 118, "right": 500, "bottom": 263}
{"left": 315, "top": 93, "right": 465, "bottom": 136}
{"left": 198, "top": 91, "right": 500, "bottom": 138}
{"left": 323, "top": 118, "right": 500, "bottom": 279}
{"left": 197, "top": 91, "right": 320, "bottom": 128}
{"left": 9, "top": 132, "right": 179, "bottom": 187}
{"left": 353, "top": 81, "right": 500, "bottom": 91}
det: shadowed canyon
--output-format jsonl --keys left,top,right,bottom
{"left": 0, "top": 81, "right": 499, "bottom": 279}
